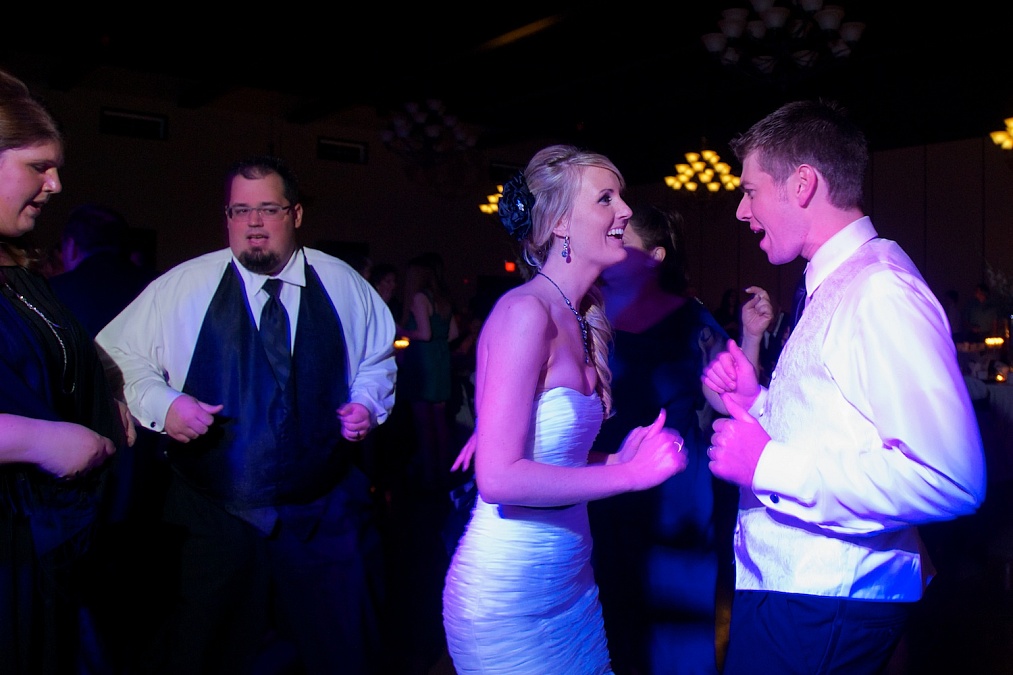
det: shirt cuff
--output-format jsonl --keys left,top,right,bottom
{"left": 137, "top": 387, "right": 181, "bottom": 433}
{"left": 752, "top": 439, "right": 818, "bottom": 508}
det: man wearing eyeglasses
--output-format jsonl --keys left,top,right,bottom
{"left": 97, "top": 155, "right": 397, "bottom": 674}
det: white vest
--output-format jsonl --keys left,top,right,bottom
{"left": 735, "top": 239, "right": 928, "bottom": 600}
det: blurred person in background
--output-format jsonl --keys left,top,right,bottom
{"left": 590, "top": 201, "right": 769, "bottom": 675}
{"left": 48, "top": 201, "right": 165, "bottom": 672}
{"left": 398, "top": 251, "right": 459, "bottom": 491}
{"left": 49, "top": 202, "right": 155, "bottom": 339}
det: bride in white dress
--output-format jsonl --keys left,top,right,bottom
{"left": 443, "top": 145, "right": 688, "bottom": 674}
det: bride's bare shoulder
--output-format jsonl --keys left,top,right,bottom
{"left": 483, "top": 285, "right": 551, "bottom": 337}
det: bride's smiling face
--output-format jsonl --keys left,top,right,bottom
{"left": 561, "top": 166, "right": 631, "bottom": 271}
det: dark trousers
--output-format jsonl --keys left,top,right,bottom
{"left": 143, "top": 473, "right": 384, "bottom": 675}
{"left": 722, "top": 590, "right": 912, "bottom": 675}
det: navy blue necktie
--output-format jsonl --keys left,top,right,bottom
{"left": 791, "top": 273, "right": 808, "bottom": 329}
{"left": 260, "top": 278, "right": 291, "bottom": 387}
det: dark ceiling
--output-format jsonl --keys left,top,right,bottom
{"left": 2, "top": 4, "right": 1010, "bottom": 186}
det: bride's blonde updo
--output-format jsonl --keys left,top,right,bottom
{"left": 497, "top": 144, "right": 625, "bottom": 417}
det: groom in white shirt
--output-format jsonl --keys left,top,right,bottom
{"left": 702, "top": 100, "right": 986, "bottom": 674}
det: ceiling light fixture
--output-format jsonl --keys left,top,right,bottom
{"left": 991, "top": 118, "right": 1013, "bottom": 150}
{"left": 381, "top": 99, "right": 478, "bottom": 167}
{"left": 701, "top": 1, "right": 865, "bottom": 84}
{"left": 479, "top": 185, "right": 503, "bottom": 214}
{"left": 664, "top": 150, "right": 741, "bottom": 193}
{"left": 381, "top": 98, "right": 487, "bottom": 197}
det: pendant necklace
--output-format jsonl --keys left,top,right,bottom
{"left": 537, "top": 271, "right": 590, "bottom": 364}
{"left": 2, "top": 280, "right": 75, "bottom": 394}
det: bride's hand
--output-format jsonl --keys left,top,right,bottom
{"left": 451, "top": 433, "right": 477, "bottom": 472}
{"left": 614, "top": 409, "right": 686, "bottom": 489}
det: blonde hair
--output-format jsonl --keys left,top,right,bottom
{"left": 520, "top": 144, "right": 625, "bottom": 417}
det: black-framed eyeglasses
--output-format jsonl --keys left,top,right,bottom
{"left": 225, "top": 204, "right": 294, "bottom": 221}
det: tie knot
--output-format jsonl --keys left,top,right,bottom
{"left": 263, "top": 278, "right": 283, "bottom": 298}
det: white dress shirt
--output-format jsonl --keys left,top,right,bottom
{"left": 96, "top": 247, "right": 397, "bottom": 432}
{"left": 740, "top": 217, "right": 987, "bottom": 600}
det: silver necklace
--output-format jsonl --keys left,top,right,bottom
{"left": 3, "top": 281, "right": 75, "bottom": 394}
{"left": 537, "top": 271, "right": 590, "bottom": 364}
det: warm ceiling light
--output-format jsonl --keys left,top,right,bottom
{"left": 991, "top": 117, "right": 1013, "bottom": 150}
{"left": 665, "top": 150, "right": 741, "bottom": 193}
{"left": 479, "top": 185, "right": 504, "bottom": 213}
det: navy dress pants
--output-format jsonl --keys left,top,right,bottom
{"left": 143, "top": 472, "right": 384, "bottom": 675}
{"left": 722, "top": 589, "right": 912, "bottom": 675}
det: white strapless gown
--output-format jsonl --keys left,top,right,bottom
{"left": 443, "top": 387, "right": 614, "bottom": 675}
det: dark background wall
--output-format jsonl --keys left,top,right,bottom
{"left": 21, "top": 73, "right": 1013, "bottom": 318}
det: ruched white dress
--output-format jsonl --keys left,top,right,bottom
{"left": 442, "top": 387, "right": 614, "bottom": 675}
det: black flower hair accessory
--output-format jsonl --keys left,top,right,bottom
{"left": 498, "top": 172, "right": 535, "bottom": 241}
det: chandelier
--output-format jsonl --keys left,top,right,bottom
{"left": 701, "top": 0, "right": 865, "bottom": 83}
{"left": 479, "top": 185, "right": 503, "bottom": 214}
{"left": 380, "top": 99, "right": 478, "bottom": 167}
{"left": 664, "top": 150, "right": 741, "bottom": 193}
{"left": 381, "top": 99, "right": 487, "bottom": 198}
{"left": 991, "top": 117, "right": 1013, "bottom": 150}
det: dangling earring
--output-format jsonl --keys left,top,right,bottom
{"left": 561, "top": 234, "right": 570, "bottom": 261}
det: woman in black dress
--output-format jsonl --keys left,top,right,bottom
{"left": 0, "top": 68, "right": 133, "bottom": 674}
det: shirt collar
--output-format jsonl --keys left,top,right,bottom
{"left": 806, "top": 216, "right": 877, "bottom": 296}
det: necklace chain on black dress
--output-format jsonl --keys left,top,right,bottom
{"left": 537, "top": 271, "right": 590, "bottom": 364}
{"left": 2, "top": 281, "right": 75, "bottom": 394}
